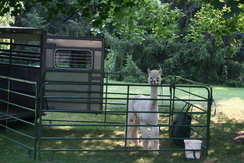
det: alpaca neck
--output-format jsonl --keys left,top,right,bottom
{"left": 150, "top": 86, "right": 158, "bottom": 110}
{"left": 150, "top": 86, "right": 158, "bottom": 99}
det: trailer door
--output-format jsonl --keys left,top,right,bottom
{"left": 42, "top": 36, "right": 104, "bottom": 111}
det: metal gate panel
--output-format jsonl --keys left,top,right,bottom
{"left": 35, "top": 74, "right": 213, "bottom": 161}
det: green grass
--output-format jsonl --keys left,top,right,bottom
{"left": 0, "top": 85, "right": 244, "bottom": 163}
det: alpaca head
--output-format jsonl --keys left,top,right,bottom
{"left": 147, "top": 69, "right": 162, "bottom": 85}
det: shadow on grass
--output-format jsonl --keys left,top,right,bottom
{"left": 1, "top": 111, "right": 244, "bottom": 162}
{"left": 206, "top": 112, "right": 244, "bottom": 163}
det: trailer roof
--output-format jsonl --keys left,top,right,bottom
{"left": 0, "top": 26, "right": 43, "bottom": 29}
{"left": 0, "top": 26, "right": 46, "bottom": 34}
{"left": 0, "top": 26, "right": 46, "bottom": 41}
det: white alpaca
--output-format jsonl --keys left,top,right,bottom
{"left": 125, "top": 68, "right": 162, "bottom": 155}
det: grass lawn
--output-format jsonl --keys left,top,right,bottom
{"left": 0, "top": 85, "right": 244, "bottom": 163}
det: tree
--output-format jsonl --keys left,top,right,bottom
{"left": 0, "top": 2, "right": 14, "bottom": 26}
{"left": 186, "top": 2, "right": 244, "bottom": 45}
{"left": 1, "top": 0, "right": 244, "bottom": 44}
{"left": 0, "top": 0, "right": 243, "bottom": 85}
{"left": 14, "top": 3, "right": 92, "bottom": 37}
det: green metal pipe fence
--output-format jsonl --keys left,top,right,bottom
{"left": 0, "top": 75, "right": 39, "bottom": 158}
{"left": 0, "top": 73, "right": 213, "bottom": 160}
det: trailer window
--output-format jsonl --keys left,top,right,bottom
{"left": 54, "top": 49, "right": 92, "bottom": 69}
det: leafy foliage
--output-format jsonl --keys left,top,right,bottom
{"left": 0, "top": 3, "right": 14, "bottom": 26}
{"left": 0, "top": 0, "right": 243, "bottom": 86}
{"left": 186, "top": 1, "right": 244, "bottom": 45}
{"left": 105, "top": 33, "right": 166, "bottom": 73}
{"left": 120, "top": 55, "right": 147, "bottom": 83}
{"left": 107, "top": 1, "right": 182, "bottom": 41}
{"left": 105, "top": 31, "right": 243, "bottom": 85}
{"left": 1, "top": 0, "right": 244, "bottom": 44}
{"left": 15, "top": 3, "right": 92, "bottom": 36}
{"left": 210, "top": 0, "right": 242, "bottom": 18}
{"left": 163, "top": 39, "right": 228, "bottom": 82}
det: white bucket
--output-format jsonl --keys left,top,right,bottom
{"left": 184, "top": 139, "right": 202, "bottom": 159}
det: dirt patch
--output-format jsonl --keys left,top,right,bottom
{"left": 233, "top": 131, "right": 244, "bottom": 144}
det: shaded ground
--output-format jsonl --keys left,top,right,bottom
{"left": 233, "top": 131, "right": 244, "bottom": 145}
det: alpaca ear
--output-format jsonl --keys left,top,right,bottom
{"left": 147, "top": 68, "right": 151, "bottom": 74}
{"left": 159, "top": 69, "right": 162, "bottom": 74}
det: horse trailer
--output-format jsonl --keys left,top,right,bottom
{"left": 0, "top": 26, "right": 105, "bottom": 121}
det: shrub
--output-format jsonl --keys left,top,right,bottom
{"left": 121, "top": 55, "right": 147, "bottom": 83}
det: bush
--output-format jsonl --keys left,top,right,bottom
{"left": 120, "top": 55, "right": 147, "bottom": 83}
{"left": 105, "top": 52, "right": 147, "bottom": 83}
{"left": 221, "top": 61, "right": 244, "bottom": 87}
{"left": 225, "top": 80, "right": 244, "bottom": 87}
{"left": 226, "top": 61, "right": 244, "bottom": 81}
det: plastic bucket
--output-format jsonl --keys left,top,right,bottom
{"left": 184, "top": 139, "right": 202, "bottom": 159}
